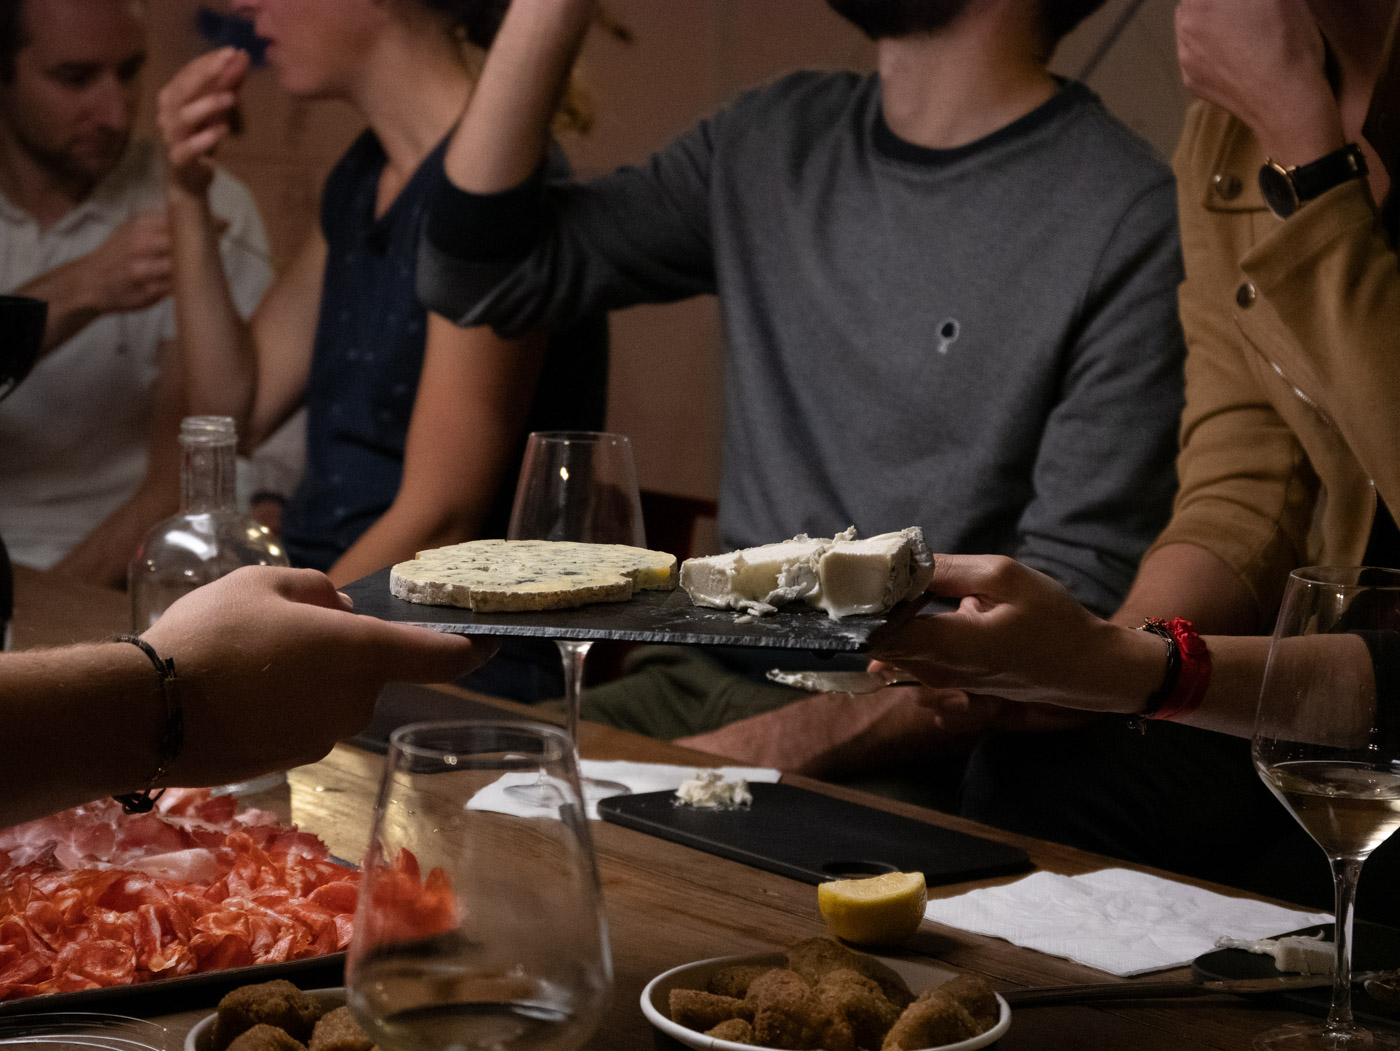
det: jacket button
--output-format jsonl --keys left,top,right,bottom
{"left": 1213, "top": 173, "right": 1242, "bottom": 200}
{"left": 1236, "top": 282, "right": 1256, "bottom": 308}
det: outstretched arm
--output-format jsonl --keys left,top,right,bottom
{"left": 872, "top": 554, "right": 1271, "bottom": 738}
{"left": 0, "top": 566, "right": 491, "bottom": 826}
{"left": 442, "top": 0, "right": 597, "bottom": 195}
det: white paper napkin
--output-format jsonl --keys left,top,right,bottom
{"left": 921, "top": 867, "right": 1332, "bottom": 976}
{"left": 469, "top": 761, "right": 782, "bottom": 820}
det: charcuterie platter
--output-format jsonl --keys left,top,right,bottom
{"left": 0, "top": 790, "right": 355, "bottom": 1017}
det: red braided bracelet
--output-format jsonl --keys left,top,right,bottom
{"left": 1139, "top": 617, "right": 1211, "bottom": 722}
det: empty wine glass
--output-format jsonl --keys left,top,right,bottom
{"left": 1252, "top": 566, "right": 1400, "bottom": 1050}
{"left": 506, "top": 431, "right": 646, "bottom": 804}
{"left": 346, "top": 720, "right": 613, "bottom": 1051}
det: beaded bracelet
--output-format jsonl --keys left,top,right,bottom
{"left": 111, "top": 635, "right": 184, "bottom": 815}
{"left": 1136, "top": 617, "right": 1212, "bottom": 726}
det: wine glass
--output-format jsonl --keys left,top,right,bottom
{"left": 506, "top": 431, "right": 646, "bottom": 803}
{"left": 346, "top": 720, "right": 613, "bottom": 1051}
{"left": 1252, "top": 566, "right": 1400, "bottom": 1050}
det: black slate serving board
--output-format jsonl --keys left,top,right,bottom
{"left": 342, "top": 567, "right": 929, "bottom": 652}
{"left": 598, "top": 783, "right": 1032, "bottom": 887}
{"left": 1193, "top": 922, "right": 1400, "bottom": 1029}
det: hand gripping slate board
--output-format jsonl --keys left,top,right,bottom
{"left": 341, "top": 567, "right": 929, "bottom": 652}
{"left": 597, "top": 783, "right": 1032, "bottom": 887}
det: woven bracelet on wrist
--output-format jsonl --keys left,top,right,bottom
{"left": 111, "top": 635, "right": 184, "bottom": 815}
{"left": 1135, "top": 617, "right": 1211, "bottom": 727}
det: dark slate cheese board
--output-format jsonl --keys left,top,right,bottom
{"left": 342, "top": 567, "right": 929, "bottom": 652}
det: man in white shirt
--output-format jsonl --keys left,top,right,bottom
{"left": 0, "top": 0, "right": 272, "bottom": 585}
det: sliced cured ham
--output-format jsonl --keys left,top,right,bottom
{"left": 0, "top": 789, "right": 357, "bottom": 1003}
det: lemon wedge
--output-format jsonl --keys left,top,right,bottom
{"left": 817, "top": 871, "right": 927, "bottom": 947}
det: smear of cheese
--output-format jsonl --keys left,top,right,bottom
{"left": 389, "top": 539, "right": 677, "bottom": 612}
{"left": 674, "top": 770, "right": 753, "bottom": 809}
{"left": 1215, "top": 933, "right": 1334, "bottom": 975}
{"left": 680, "top": 527, "right": 934, "bottom": 620}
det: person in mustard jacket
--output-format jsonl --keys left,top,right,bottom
{"left": 867, "top": 0, "right": 1400, "bottom": 918}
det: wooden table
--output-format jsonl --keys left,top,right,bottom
{"left": 5, "top": 568, "right": 1345, "bottom": 1049}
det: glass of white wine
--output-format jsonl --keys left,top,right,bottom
{"left": 1252, "top": 566, "right": 1400, "bottom": 1050}
{"left": 346, "top": 720, "right": 613, "bottom": 1051}
{"left": 506, "top": 431, "right": 646, "bottom": 804}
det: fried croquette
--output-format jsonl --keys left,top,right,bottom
{"left": 936, "top": 974, "right": 999, "bottom": 1030}
{"left": 225, "top": 1024, "right": 308, "bottom": 1051}
{"left": 881, "top": 989, "right": 979, "bottom": 1050}
{"left": 708, "top": 963, "right": 774, "bottom": 999}
{"left": 670, "top": 988, "right": 754, "bottom": 1031}
{"left": 213, "top": 980, "right": 325, "bottom": 1050}
{"left": 707, "top": 1017, "right": 757, "bottom": 1044}
{"left": 814, "top": 968, "right": 901, "bottom": 1050}
{"left": 308, "top": 1006, "right": 375, "bottom": 1051}
{"left": 810, "top": 1012, "right": 857, "bottom": 1051}
{"left": 786, "top": 938, "right": 913, "bottom": 1009}
{"left": 746, "top": 968, "right": 826, "bottom": 1050}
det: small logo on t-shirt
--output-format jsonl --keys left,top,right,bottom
{"left": 935, "top": 318, "right": 960, "bottom": 355}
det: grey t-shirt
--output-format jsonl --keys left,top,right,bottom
{"left": 421, "top": 73, "right": 1185, "bottom": 615}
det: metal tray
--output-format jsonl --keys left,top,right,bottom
{"left": 342, "top": 567, "right": 929, "bottom": 652}
{"left": 0, "top": 952, "right": 345, "bottom": 1019}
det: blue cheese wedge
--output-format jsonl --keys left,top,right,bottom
{"left": 390, "top": 539, "right": 677, "bottom": 612}
{"left": 680, "top": 527, "right": 934, "bottom": 620}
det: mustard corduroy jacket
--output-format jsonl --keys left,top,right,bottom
{"left": 1150, "top": 50, "right": 1400, "bottom": 628}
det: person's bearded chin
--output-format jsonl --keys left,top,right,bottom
{"left": 824, "top": 0, "right": 972, "bottom": 39}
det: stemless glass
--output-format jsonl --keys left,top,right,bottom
{"left": 1252, "top": 566, "right": 1400, "bottom": 1050}
{"left": 506, "top": 431, "right": 646, "bottom": 803}
{"left": 346, "top": 721, "right": 613, "bottom": 1051}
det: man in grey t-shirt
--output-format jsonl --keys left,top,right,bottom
{"left": 417, "top": 0, "right": 1200, "bottom": 850}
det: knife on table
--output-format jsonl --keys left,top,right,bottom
{"left": 1002, "top": 974, "right": 1361, "bottom": 1007}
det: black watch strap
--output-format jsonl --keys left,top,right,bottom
{"left": 1260, "top": 143, "right": 1367, "bottom": 218}
{"left": 1291, "top": 143, "right": 1367, "bottom": 200}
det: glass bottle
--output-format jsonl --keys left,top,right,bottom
{"left": 129, "top": 416, "right": 290, "bottom": 632}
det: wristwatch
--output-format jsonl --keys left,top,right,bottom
{"left": 1258, "top": 143, "right": 1367, "bottom": 219}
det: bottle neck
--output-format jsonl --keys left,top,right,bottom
{"left": 180, "top": 437, "right": 238, "bottom": 513}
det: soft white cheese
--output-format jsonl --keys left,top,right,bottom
{"left": 681, "top": 527, "right": 934, "bottom": 620}
{"left": 674, "top": 770, "right": 753, "bottom": 809}
{"left": 810, "top": 527, "right": 936, "bottom": 619}
{"left": 679, "top": 536, "right": 826, "bottom": 615}
{"left": 1215, "top": 933, "right": 1334, "bottom": 975}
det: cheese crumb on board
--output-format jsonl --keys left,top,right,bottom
{"left": 389, "top": 539, "right": 677, "bottom": 612}
{"left": 674, "top": 770, "right": 753, "bottom": 809}
{"left": 680, "top": 527, "right": 934, "bottom": 619}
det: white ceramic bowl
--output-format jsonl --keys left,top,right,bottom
{"left": 641, "top": 951, "right": 1010, "bottom": 1051}
{"left": 184, "top": 986, "right": 346, "bottom": 1051}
